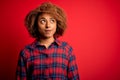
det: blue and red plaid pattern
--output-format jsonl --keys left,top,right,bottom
{"left": 16, "top": 39, "right": 80, "bottom": 80}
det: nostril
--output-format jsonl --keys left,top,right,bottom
{"left": 46, "top": 25, "right": 49, "bottom": 28}
{"left": 46, "top": 24, "right": 50, "bottom": 28}
{"left": 46, "top": 22, "right": 50, "bottom": 28}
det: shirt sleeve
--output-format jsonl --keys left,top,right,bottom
{"left": 16, "top": 50, "right": 27, "bottom": 80}
{"left": 67, "top": 48, "right": 80, "bottom": 80}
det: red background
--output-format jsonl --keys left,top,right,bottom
{"left": 0, "top": 0, "right": 120, "bottom": 80}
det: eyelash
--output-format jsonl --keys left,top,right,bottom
{"left": 41, "top": 20, "right": 46, "bottom": 24}
{"left": 39, "top": 19, "right": 56, "bottom": 24}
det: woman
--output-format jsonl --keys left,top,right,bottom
{"left": 16, "top": 2, "right": 80, "bottom": 80}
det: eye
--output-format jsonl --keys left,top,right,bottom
{"left": 50, "top": 19, "right": 56, "bottom": 23}
{"left": 39, "top": 19, "right": 46, "bottom": 24}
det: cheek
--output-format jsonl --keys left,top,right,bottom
{"left": 38, "top": 26, "right": 44, "bottom": 33}
{"left": 54, "top": 25, "right": 57, "bottom": 32}
{"left": 54, "top": 24, "right": 57, "bottom": 30}
{"left": 38, "top": 24, "right": 44, "bottom": 30}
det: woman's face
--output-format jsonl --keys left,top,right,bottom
{"left": 37, "top": 13, "right": 57, "bottom": 39}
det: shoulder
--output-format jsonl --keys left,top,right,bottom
{"left": 58, "top": 39, "right": 72, "bottom": 47}
{"left": 58, "top": 40, "right": 73, "bottom": 53}
{"left": 22, "top": 42, "right": 34, "bottom": 52}
{"left": 61, "top": 41, "right": 72, "bottom": 48}
{"left": 19, "top": 41, "right": 36, "bottom": 58}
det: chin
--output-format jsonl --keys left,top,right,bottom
{"left": 43, "top": 35, "right": 53, "bottom": 38}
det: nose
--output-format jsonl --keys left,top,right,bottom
{"left": 46, "top": 21, "right": 50, "bottom": 28}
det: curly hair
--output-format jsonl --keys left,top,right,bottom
{"left": 24, "top": 2, "right": 67, "bottom": 39}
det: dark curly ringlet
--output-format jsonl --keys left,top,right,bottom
{"left": 24, "top": 2, "right": 67, "bottom": 39}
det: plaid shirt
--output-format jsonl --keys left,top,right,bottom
{"left": 16, "top": 39, "right": 80, "bottom": 80}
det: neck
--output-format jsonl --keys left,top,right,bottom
{"left": 38, "top": 37, "right": 55, "bottom": 48}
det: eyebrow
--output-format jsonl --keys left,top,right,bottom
{"left": 39, "top": 17, "right": 55, "bottom": 20}
{"left": 39, "top": 17, "right": 45, "bottom": 19}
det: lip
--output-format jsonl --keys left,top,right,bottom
{"left": 45, "top": 30, "right": 51, "bottom": 32}
{"left": 45, "top": 29, "right": 51, "bottom": 31}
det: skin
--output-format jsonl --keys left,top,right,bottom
{"left": 37, "top": 13, "right": 57, "bottom": 48}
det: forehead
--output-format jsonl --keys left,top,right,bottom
{"left": 38, "top": 13, "right": 55, "bottom": 19}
